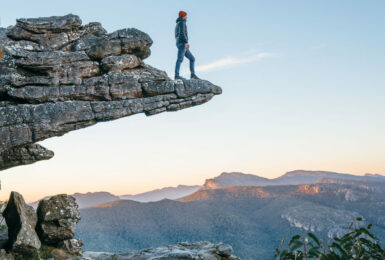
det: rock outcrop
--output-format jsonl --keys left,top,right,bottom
{"left": 0, "top": 144, "right": 54, "bottom": 171}
{"left": 78, "top": 242, "right": 240, "bottom": 260}
{"left": 2, "top": 191, "right": 41, "bottom": 256}
{"left": 0, "top": 14, "right": 222, "bottom": 171}
{"left": 36, "top": 194, "right": 81, "bottom": 245}
{"left": 1, "top": 192, "right": 83, "bottom": 259}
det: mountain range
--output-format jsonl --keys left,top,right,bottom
{"left": 30, "top": 170, "right": 385, "bottom": 209}
{"left": 29, "top": 185, "right": 200, "bottom": 208}
{"left": 201, "top": 170, "right": 385, "bottom": 189}
{"left": 119, "top": 185, "right": 201, "bottom": 202}
{"left": 71, "top": 170, "right": 385, "bottom": 259}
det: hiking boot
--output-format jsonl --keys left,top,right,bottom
{"left": 174, "top": 75, "right": 186, "bottom": 80}
{"left": 191, "top": 74, "right": 200, "bottom": 80}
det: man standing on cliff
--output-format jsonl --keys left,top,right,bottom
{"left": 174, "top": 11, "right": 200, "bottom": 80}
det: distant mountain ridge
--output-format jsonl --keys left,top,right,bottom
{"left": 30, "top": 170, "right": 384, "bottom": 208}
{"left": 200, "top": 170, "right": 385, "bottom": 190}
{"left": 201, "top": 172, "right": 271, "bottom": 189}
{"left": 77, "top": 178, "right": 385, "bottom": 259}
{"left": 29, "top": 185, "right": 200, "bottom": 208}
{"left": 29, "top": 192, "right": 120, "bottom": 209}
{"left": 120, "top": 185, "right": 200, "bottom": 202}
{"left": 182, "top": 179, "right": 385, "bottom": 202}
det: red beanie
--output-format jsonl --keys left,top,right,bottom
{"left": 179, "top": 11, "right": 187, "bottom": 18}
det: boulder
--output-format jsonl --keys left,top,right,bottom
{"left": 57, "top": 238, "right": 83, "bottom": 255}
{"left": 217, "top": 243, "right": 234, "bottom": 257}
{"left": 0, "top": 249, "right": 13, "bottom": 260}
{"left": 2, "top": 192, "right": 41, "bottom": 256}
{"left": 0, "top": 14, "right": 222, "bottom": 171}
{"left": 36, "top": 194, "right": 81, "bottom": 245}
{"left": 12, "top": 14, "right": 82, "bottom": 34}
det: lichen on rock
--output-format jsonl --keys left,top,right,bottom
{"left": 0, "top": 14, "right": 222, "bottom": 171}
{"left": 36, "top": 194, "right": 81, "bottom": 245}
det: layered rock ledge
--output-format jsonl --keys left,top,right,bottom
{"left": 0, "top": 14, "right": 222, "bottom": 171}
{"left": 78, "top": 242, "right": 240, "bottom": 260}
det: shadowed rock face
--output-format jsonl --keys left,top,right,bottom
{"left": 2, "top": 191, "right": 41, "bottom": 256}
{"left": 0, "top": 144, "right": 54, "bottom": 171}
{"left": 0, "top": 14, "right": 222, "bottom": 171}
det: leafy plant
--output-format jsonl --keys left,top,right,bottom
{"left": 275, "top": 218, "right": 385, "bottom": 259}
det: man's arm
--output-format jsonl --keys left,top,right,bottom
{"left": 179, "top": 22, "right": 188, "bottom": 44}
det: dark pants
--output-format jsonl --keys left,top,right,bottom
{"left": 175, "top": 42, "right": 195, "bottom": 77}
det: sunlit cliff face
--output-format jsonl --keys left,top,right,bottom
{"left": 201, "top": 179, "right": 220, "bottom": 190}
{"left": 294, "top": 184, "right": 325, "bottom": 195}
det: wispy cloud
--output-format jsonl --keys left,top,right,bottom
{"left": 195, "top": 52, "right": 276, "bottom": 73}
{"left": 179, "top": 51, "right": 276, "bottom": 76}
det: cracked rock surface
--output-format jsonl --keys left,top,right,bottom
{"left": 2, "top": 191, "right": 41, "bottom": 256}
{"left": 36, "top": 194, "right": 81, "bottom": 245}
{"left": 0, "top": 14, "right": 222, "bottom": 171}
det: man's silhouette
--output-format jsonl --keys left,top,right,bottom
{"left": 174, "top": 11, "right": 199, "bottom": 80}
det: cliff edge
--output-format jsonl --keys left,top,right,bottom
{"left": 0, "top": 14, "right": 222, "bottom": 171}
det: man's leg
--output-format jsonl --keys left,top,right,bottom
{"left": 175, "top": 43, "right": 186, "bottom": 78}
{"left": 185, "top": 49, "right": 196, "bottom": 76}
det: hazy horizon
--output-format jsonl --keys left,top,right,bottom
{"left": 6, "top": 169, "right": 385, "bottom": 202}
{"left": 1, "top": 0, "right": 384, "bottom": 201}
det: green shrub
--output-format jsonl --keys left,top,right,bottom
{"left": 275, "top": 218, "right": 385, "bottom": 259}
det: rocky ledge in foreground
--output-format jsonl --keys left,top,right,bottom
{"left": 0, "top": 14, "right": 222, "bottom": 171}
{"left": 78, "top": 242, "right": 240, "bottom": 260}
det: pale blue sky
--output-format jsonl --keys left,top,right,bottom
{"left": 1, "top": 1, "right": 385, "bottom": 201}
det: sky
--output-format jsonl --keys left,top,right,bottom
{"left": 1, "top": 0, "right": 385, "bottom": 201}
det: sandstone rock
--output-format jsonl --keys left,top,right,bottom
{"left": 0, "top": 249, "right": 14, "bottom": 260}
{"left": 36, "top": 194, "right": 81, "bottom": 245}
{"left": 78, "top": 242, "right": 240, "bottom": 260}
{"left": 2, "top": 192, "right": 41, "bottom": 255}
{"left": 6, "top": 14, "right": 84, "bottom": 53}
{"left": 0, "top": 14, "right": 222, "bottom": 171}
{"left": 50, "top": 247, "right": 75, "bottom": 260}
{"left": 217, "top": 243, "right": 234, "bottom": 257}
{"left": 101, "top": 55, "right": 141, "bottom": 71}
{"left": 86, "top": 40, "right": 121, "bottom": 60}
{"left": 57, "top": 238, "right": 83, "bottom": 255}
{"left": 13, "top": 14, "right": 82, "bottom": 34}
{"left": 0, "top": 144, "right": 54, "bottom": 171}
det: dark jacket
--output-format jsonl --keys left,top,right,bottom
{"left": 175, "top": 17, "right": 188, "bottom": 44}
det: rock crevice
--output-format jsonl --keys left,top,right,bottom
{"left": 0, "top": 14, "right": 222, "bottom": 170}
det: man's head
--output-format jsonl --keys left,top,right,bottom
{"left": 179, "top": 11, "right": 187, "bottom": 20}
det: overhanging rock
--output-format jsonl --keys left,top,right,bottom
{"left": 0, "top": 14, "right": 222, "bottom": 171}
